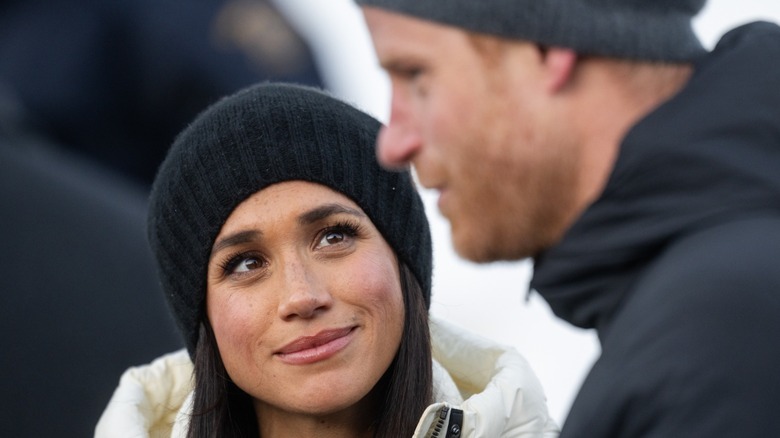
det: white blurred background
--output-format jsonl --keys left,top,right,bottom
{"left": 271, "top": 0, "right": 780, "bottom": 425}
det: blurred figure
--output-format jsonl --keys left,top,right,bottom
{"left": 0, "top": 96, "right": 181, "bottom": 435}
{"left": 0, "top": 0, "right": 322, "bottom": 185}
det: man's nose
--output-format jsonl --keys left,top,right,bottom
{"left": 376, "top": 90, "right": 423, "bottom": 169}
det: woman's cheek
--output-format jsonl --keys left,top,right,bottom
{"left": 348, "top": 252, "right": 403, "bottom": 307}
{"left": 210, "top": 290, "right": 271, "bottom": 357}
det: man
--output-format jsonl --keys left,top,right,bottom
{"left": 355, "top": 0, "right": 780, "bottom": 436}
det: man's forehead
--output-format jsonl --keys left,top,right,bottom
{"left": 361, "top": 5, "right": 459, "bottom": 37}
{"left": 362, "top": 7, "right": 467, "bottom": 58}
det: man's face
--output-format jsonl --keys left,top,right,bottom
{"left": 363, "top": 7, "right": 580, "bottom": 262}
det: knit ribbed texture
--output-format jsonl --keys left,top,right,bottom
{"left": 357, "top": 0, "right": 708, "bottom": 61}
{"left": 148, "top": 83, "right": 432, "bottom": 356}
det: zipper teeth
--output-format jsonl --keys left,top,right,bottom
{"left": 429, "top": 406, "right": 448, "bottom": 438}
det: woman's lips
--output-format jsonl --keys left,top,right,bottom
{"left": 275, "top": 327, "right": 356, "bottom": 365}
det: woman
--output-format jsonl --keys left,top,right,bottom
{"left": 96, "top": 83, "right": 559, "bottom": 437}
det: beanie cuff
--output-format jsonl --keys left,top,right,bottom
{"left": 357, "top": 0, "right": 707, "bottom": 61}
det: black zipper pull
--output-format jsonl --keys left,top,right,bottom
{"left": 446, "top": 408, "right": 463, "bottom": 438}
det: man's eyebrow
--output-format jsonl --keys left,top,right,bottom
{"left": 380, "top": 57, "right": 423, "bottom": 73}
{"left": 298, "top": 204, "right": 366, "bottom": 225}
{"left": 379, "top": 58, "right": 405, "bottom": 71}
{"left": 211, "top": 230, "right": 261, "bottom": 257}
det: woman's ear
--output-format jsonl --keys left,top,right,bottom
{"left": 542, "top": 47, "right": 578, "bottom": 93}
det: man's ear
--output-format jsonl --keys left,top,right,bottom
{"left": 542, "top": 47, "right": 577, "bottom": 93}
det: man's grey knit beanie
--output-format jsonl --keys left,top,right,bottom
{"left": 356, "top": 0, "right": 708, "bottom": 61}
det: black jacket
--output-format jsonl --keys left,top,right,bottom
{"left": 532, "top": 22, "right": 780, "bottom": 437}
{"left": 0, "top": 142, "right": 182, "bottom": 437}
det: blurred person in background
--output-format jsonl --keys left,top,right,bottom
{"left": 0, "top": 0, "right": 321, "bottom": 185}
{"left": 356, "top": 0, "right": 780, "bottom": 436}
{"left": 0, "top": 91, "right": 181, "bottom": 436}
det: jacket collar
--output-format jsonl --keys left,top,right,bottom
{"left": 531, "top": 22, "right": 780, "bottom": 335}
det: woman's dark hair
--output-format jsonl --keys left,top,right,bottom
{"left": 186, "top": 262, "right": 433, "bottom": 437}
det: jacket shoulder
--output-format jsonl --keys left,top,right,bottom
{"left": 95, "top": 349, "right": 193, "bottom": 437}
{"left": 429, "top": 317, "right": 559, "bottom": 437}
{"left": 567, "top": 217, "right": 780, "bottom": 437}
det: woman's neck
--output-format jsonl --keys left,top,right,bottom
{"left": 255, "top": 399, "right": 376, "bottom": 438}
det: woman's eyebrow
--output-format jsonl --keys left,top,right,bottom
{"left": 211, "top": 230, "right": 260, "bottom": 257}
{"left": 298, "top": 204, "right": 366, "bottom": 225}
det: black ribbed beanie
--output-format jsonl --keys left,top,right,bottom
{"left": 357, "top": 0, "right": 708, "bottom": 62}
{"left": 148, "top": 83, "right": 432, "bottom": 357}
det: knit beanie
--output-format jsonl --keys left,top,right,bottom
{"left": 148, "top": 83, "right": 432, "bottom": 357}
{"left": 356, "top": 0, "right": 708, "bottom": 62}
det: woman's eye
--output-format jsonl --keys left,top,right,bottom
{"left": 233, "top": 257, "right": 260, "bottom": 273}
{"left": 319, "top": 230, "right": 345, "bottom": 247}
{"left": 316, "top": 223, "right": 361, "bottom": 249}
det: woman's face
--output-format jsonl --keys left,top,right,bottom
{"left": 206, "top": 181, "right": 404, "bottom": 421}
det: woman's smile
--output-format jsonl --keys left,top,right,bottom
{"left": 275, "top": 326, "right": 358, "bottom": 365}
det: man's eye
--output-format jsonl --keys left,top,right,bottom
{"left": 402, "top": 67, "right": 422, "bottom": 79}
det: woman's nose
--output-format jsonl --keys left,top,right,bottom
{"left": 277, "top": 260, "right": 333, "bottom": 320}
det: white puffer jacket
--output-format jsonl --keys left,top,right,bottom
{"left": 96, "top": 317, "right": 559, "bottom": 437}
